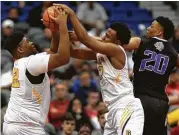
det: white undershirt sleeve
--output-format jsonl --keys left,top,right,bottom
{"left": 26, "top": 53, "right": 50, "bottom": 76}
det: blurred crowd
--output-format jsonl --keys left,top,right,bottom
{"left": 1, "top": 1, "right": 179, "bottom": 135}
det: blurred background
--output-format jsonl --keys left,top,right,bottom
{"left": 1, "top": 1, "right": 179, "bottom": 135}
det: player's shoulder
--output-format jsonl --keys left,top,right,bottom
{"left": 19, "top": 52, "right": 47, "bottom": 63}
{"left": 34, "top": 52, "right": 47, "bottom": 56}
{"left": 29, "top": 52, "right": 48, "bottom": 59}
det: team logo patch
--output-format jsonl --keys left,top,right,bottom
{"left": 97, "top": 56, "right": 104, "bottom": 79}
{"left": 98, "top": 64, "right": 103, "bottom": 79}
{"left": 154, "top": 42, "right": 164, "bottom": 51}
{"left": 126, "top": 129, "right": 131, "bottom": 135}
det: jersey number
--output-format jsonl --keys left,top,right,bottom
{"left": 12, "top": 68, "right": 20, "bottom": 88}
{"left": 139, "top": 50, "right": 169, "bottom": 75}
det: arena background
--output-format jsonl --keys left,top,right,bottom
{"left": 1, "top": 1, "right": 179, "bottom": 135}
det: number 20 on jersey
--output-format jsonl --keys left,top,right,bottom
{"left": 139, "top": 50, "right": 169, "bottom": 75}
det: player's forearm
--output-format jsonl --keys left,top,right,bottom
{"left": 70, "top": 14, "right": 92, "bottom": 47}
{"left": 81, "top": 20, "right": 96, "bottom": 28}
{"left": 70, "top": 45, "right": 96, "bottom": 60}
{"left": 123, "top": 37, "right": 141, "bottom": 51}
{"left": 70, "top": 46, "right": 84, "bottom": 59}
{"left": 57, "top": 23, "right": 70, "bottom": 63}
{"left": 50, "top": 31, "right": 59, "bottom": 53}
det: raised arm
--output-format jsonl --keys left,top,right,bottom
{"left": 123, "top": 37, "right": 141, "bottom": 51}
{"left": 48, "top": 8, "right": 70, "bottom": 70}
{"left": 41, "top": 17, "right": 59, "bottom": 54}
{"left": 56, "top": 4, "right": 120, "bottom": 57}
{"left": 26, "top": 9, "right": 70, "bottom": 76}
{"left": 49, "top": 31, "right": 59, "bottom": 53}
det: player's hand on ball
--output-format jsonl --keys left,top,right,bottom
{"left": 49, "top": 7, "right": 67, "bottom": 25}
{"left": 69, "top": 31, "right": 78, "bottom": 42}
{"left": 53, "top": 3, "right": 75, "bottom": 16}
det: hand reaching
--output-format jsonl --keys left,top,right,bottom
{"left": 69, "top": 31, "right": 78, "bottom": 42}
{"left": 53, "top": 3, "right": 75, "bottom": 16}
{"left": 49, "top": 7, "right": 68, "bottom": 25}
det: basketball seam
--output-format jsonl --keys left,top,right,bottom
{"left": 43, "top": 20, "right": 55, "bottom": 23}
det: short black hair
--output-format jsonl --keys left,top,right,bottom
{"left": 155, "top": 16, "right": 174, "bottom": 40}
{"left": 3, "top": 32, "right": 24, "bottom": 55}
{"left": 79, "top": 123, "right": 92, "bottom": 132}
{"left": 110, "top": 22, "right": 131, "bottom": 45}
{"left": 62, "top": 112, "right": 75, "bottom": 122}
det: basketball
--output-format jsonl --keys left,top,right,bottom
{"left": 42, "top": 6, "right": 59, "bottom": 31}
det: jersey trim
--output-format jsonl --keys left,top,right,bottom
{"left": 152, "top": 37, "right": 167, "bottom": 42}
{"left": 26, "top": 69, "right": 45, "bottom": 84}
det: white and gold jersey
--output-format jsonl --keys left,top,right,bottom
{"left": 96, "top": 46, "right": 134, "bottom": 108}
{"left": 4, "top": 52, "right": 50, "bottom": 127}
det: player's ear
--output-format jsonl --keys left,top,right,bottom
{"left": 156, "top": 31, "right": 163, "bottom": 37}
{"left": 17, "top": 46, "right": 24, "bottom": 54}
{"left": 156, "top": 27, "right": 163, "bottom": 37}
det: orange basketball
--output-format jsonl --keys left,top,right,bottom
{"left": 43, "top": 6, "right": 59, "bottom": 31}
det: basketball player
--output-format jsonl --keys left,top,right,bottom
{"left": 3, "top": 9, "right": 70, "bottom": 135}
{"left": 123, "top": 16, "right": 179, "bottom": 135}
{"left": 57, "top": 4, "right": 144, "bottom": 135}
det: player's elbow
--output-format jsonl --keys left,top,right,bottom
{"left": 63, "top": 57, "right": 70, "bottom": 64}
{"left": 56, "top": 53, "right": 70, "bottom": 65}
{"left": 60, "top": 55, "right": 70, "bottom": 65}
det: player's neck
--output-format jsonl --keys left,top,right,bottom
{"left": 13, "top": 53, "right": 21, "bottom": 61}
{"left": 154, "top": 35, "right": 165, "bottom": 40}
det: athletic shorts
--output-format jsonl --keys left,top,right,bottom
{"left": 135, "top": 94, "right": 169, "bottom": 135}
{"left": 104, "top": 97, "right": 144, "bottom": 135}
{"left": 3, "top": 122, "right": 46, "bottom": 135}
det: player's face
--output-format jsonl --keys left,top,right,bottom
{"left": 102, "top": 28, "right": 118, "bottom": 44}
{"left": 62, "top": 120, "right": 75, "bottom": 135}
{"left": 18, "top": 37, "right": 37, "bottom": 56}
{"left": 146, "top": 21, "right": 163, "bottom": 38}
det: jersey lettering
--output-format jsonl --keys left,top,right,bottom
{"left": 139, "top": 50, "right": 169, "bottom": 75}
{"left": 12, "top": 68, "right": 20, "bottom": 88}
